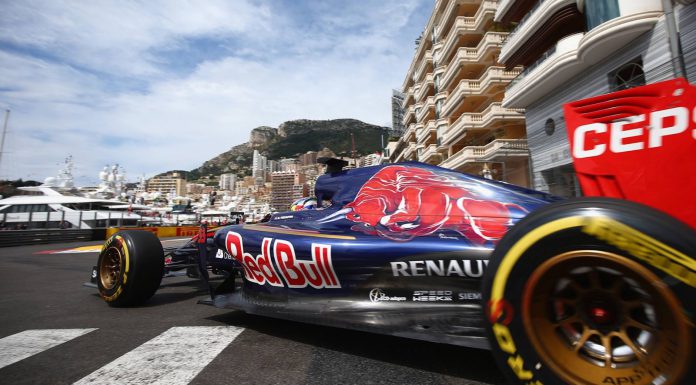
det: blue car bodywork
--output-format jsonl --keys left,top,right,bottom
{"left": 206, "top": 162, "right": 558, "bottom": 349}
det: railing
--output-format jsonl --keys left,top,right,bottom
{"left": 442, "top": 66, "right": 521, "bottom": 115}
{"left": 441, "top": 103, "right": 524, "bottom": 145}
{"left": 414, "top": 51, "right": 433, "bottom": 82}
{"left": 505, "top": 0, "right": 547, "bottom": 43}
{"left": 440, "top": 32, "right": 507, "bottom": 89}
{"left": 419, "top": 144, "right": 439, "bottom": 162}
{"left": 416, "top": 97, "right": 435, "bottom": 123}
{"left": 440, "top": 139, "right": 529, "bottom": 168}
{"left": 507, "top": 43, "right": 557, "bottom": 91}
{"left": 415, "top": 74, "right": 434, "bottom": 102}
{"left": 0, "top": 229, "right": 103, "bottom": 247}
{"left": 441, "top": 1, "right": 498, "bottom": 43}
{"left": 416, "top": 121, "right": 436, "bottom": 143}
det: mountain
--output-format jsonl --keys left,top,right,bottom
{"left": 186, "top": 119, "right": 388, "bottom": 181}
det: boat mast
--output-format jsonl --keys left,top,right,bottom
{"left": 0, "top": 109, "right": 9, "bottom": 176}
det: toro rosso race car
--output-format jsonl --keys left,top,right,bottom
{"left": 93, "top": 78, "right": 695, "bottom": 385}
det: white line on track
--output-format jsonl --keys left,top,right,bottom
{"left": 0, "top": 329, "right": 98, "bottom": 370}
{"left": 73, "top": 326, "right": 244, "bottom": 385}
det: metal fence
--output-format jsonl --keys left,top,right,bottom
{"left": 0, "top": 228, "right": 106, "bottom": 247}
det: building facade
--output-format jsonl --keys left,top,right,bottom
{"left": 252, "top": 150, "right": 267, "bottom": 179}
{"left": 391, "top": 89, "right": 406, "bottom": 136}
{"left": 496, "top": 0, "right": 695, "bottom": 196}
{"left": 146, "top": 172, "right": 186, "bottom": 196}
{"left": 270, "top": 171, "right": 298, "bottom": 212}
{"left": 390, "top": 0, "right": 531, "bottom": 187}
{"left": 219, "top": 173, "right": 237, "bottom": 191}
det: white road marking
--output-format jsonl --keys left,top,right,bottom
{"left": 73, "top": 326, "right": 244, "bottom": 385}
{"left": 0, "top": 329, "right": 98, "bottom": 369}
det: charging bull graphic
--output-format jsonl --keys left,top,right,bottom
{"left": 333, "top": 165, "right": 526, "bottom": 243}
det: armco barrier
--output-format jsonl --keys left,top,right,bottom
{"left": 0, "top": 226, "right": 200, "bottom": 247}
{"left": 0, "top": 229, "right": 98, "bottom": 247}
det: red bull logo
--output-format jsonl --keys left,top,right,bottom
{"left": 225, "top": 231, "right": 341, "bottom": 289}
{"left": 338, "top": 165, "right": 524, "bottom": 243}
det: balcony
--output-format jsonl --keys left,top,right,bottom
{"left": 433, "top": 41, "right": 444, "bottom": 59}
{"left": 439, "top": 1, "right": 498, "bottom": 63}
{"left": 403, "top": 123, "right": 417, "bottom": 143}
{"left": 499, "top": 0, "right": 576, "bottom": 64}
{"left": 416, "top": 96, "right": 435, "bottom": 123}
{"left": 417, "top": 121, "right": 436, "bottom": 144}
{"left": 442, "top": 66, "right": 521, "bottom": 116}
{"left": 439, "top": 139, "right": 529, "bottom": 170}
{"left": 415, "top": 74, "right": 434, "bottom": 102}
{"left": 503, "top": 0, "right": 662, "bottom": 109}
{"left": 414, "top": 51, "right": 433, "bottom": 83}
{"left": 503, "top": 33, "right": 581, "bottom": 108}
{"left": 440, "top": 32, "right": 507, "bottom": 89}
{"left": 403, "top": 105, "right": 415, "bottom": 126}
{"left": 402, "top": 142, "right": 418, "bottom": 161}
{"left": 441, "top": 103, "right": 524, "bottom": 146}
{"left": 499, "top": 0, "right": 661, "bottom": 69}
{"left": 393, "top": 139, "right": 407, "bottom": 163}
{"left": 494, "top": 0, "right": 516, "bottom": 22}
{"left": 402, "top": 86, "right": 414, "bottom": 108}
{"left": 578, "top": 0, "right": 662, "bottom": 64}
{"left": 418, "top": 144, "right": 440, "bottom": 164}
{"left": 414, "top": 123, "right": 425, "bottom": 143}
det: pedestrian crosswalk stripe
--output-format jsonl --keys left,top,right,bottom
{"left": 0, "top": 329, "right": 98, "bottom": 370}
{"left": 73, "top": 326, "right": 244, "bottom": 385}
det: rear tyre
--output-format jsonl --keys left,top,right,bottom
{"left": 482, "top": 198, "right": 695, "bottom": 385}
{"left": 97, "top": 231, "right": 164, "bottom": 307}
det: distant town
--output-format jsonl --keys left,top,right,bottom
{"left": 142, "top": 148, "right": 383, "bottom": 222}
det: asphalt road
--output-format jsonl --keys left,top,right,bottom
{"left": 0, "top": 239, "right": 506, "bottom": 385}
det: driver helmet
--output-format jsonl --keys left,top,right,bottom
{"left": 290, "top": 197, "right": 318, "bottom": 211}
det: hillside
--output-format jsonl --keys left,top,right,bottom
{"left": 186, "top": 119, "right": 388, "bottom": 180}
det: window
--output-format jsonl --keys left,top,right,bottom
{"left": 585, "top": 0, "right": 620, "bottom": 30}
{"left": 0, "top": 204, "right": 54, "bottom": 213}
{"left": 545, "top": 118, "right": 555, "bottom": 136}
{"left": 609, "top": 58, "right": 646, "bottom": 92}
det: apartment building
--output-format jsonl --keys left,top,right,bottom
{"left": 218, "top": 173, "right": 237, "bottom": 191}
{"left": 251, "top": 150, "right": 267, "bottom": 179}
{"left": 391, "top": 0, "right": 531, "bottom": 187}
{"left": 270, "top": 171, "right": 300, "bottom": 212}
{"left": 496, "top": 0, "right": 695, "bottom": 196}
{"left": 146, "top": 172, "right": 186, "bottom": 196}
{"left": 391, "top": 89, "right": 406, "bottom": 136}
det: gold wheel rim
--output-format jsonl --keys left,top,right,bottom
{"left": 522, "top": 250, "right": 691, "bottom": 385}
{"left": 99, "top": 245, "right": 123, "bottom": 290}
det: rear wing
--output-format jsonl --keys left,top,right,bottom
{"left": 564, "top": 78, "right": 696, "bottom": 229}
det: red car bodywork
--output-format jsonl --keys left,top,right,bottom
{"left": 565, "top": 78, "right": 696, "bottom": 229}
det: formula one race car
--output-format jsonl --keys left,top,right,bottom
{"left": 93, "top": 79, "right": 695, "bottom": 385}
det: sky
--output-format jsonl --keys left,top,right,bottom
{"left": 0, "top": 0, "right": 432, "bottom": 185}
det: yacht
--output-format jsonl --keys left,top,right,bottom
{"left": 0, "top": 186, "right": 154, "bottom": 229}
{"left": 0, "top": 157, "right": 155, "bottom": 230}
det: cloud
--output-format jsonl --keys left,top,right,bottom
{"left": 0, "top": 0, "right": 430, "bottom": 185}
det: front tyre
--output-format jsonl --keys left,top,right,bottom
{"left": 482, "top": 198, "right": 695, "bottom": 385}
{"left": 97, "top": 231, "right": 164, "bottom": 307}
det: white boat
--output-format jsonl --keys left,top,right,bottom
{"left": 0, "top": 185, "right": 156, "bottom": 230}
{"left": 0, "top": 157, "right": 156, "bottom": 230}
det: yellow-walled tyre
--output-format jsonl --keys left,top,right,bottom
{"left": 97, "top": 231, "right": 164, "bottom": 307}
{"left": 481, "top": 198, "right": 695, "bottom": 385}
